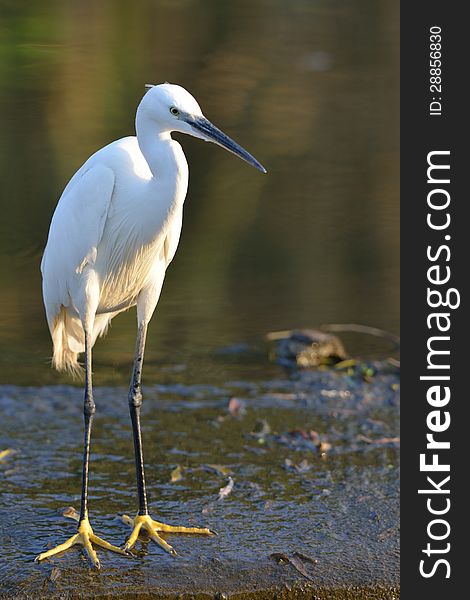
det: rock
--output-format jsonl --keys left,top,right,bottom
{"left": 266, "top": 329, "right": 347, "bottom": 368}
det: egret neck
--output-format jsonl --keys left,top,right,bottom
{"left": 135, "top": 104, "right": 188, "bottom": 185}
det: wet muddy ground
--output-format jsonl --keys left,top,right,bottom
{"left": 1, "top": 356, "right": 399, "bottom": 599}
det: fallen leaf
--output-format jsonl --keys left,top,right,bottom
{"left": 170, "top": 465, "right": 183, "bottom": 483}
{"left": 270, "top": 551, "right": 317, "bottom": 581}
{"left": 289, "top": 554, "right": 315, "bottom": 581}
{"left": 228, "top": 397, "right": 246, "bottom": 417}
{"left": 61, "top": 506, "right": 80, "bottom": 521}
{"left": 357, "top": 435, "right": 400, "bottom": 445}
{"left": 0, "top": 448, "right": 14, "bottom": 461}
{"left": 218, "top": 477, "right": 234, "bottom": 500}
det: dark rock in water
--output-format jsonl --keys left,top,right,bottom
{"left": 267, "top": 329, "right": 347, "bottom": 368}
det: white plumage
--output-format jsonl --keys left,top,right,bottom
{"left": 35, "top": 83, "right": 265, "bottom": 568}
{"left": 41, "top": 82, "right": 265, "bottom": 375}
{"left": 41, "top": 86, "right": 193, "bottom": 374}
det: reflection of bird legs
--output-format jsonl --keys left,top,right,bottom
{"left": 35, "top": 331, "right": 127, "bottom": 569}
{"left": 122, "top": 322, "right": 215, "bottom": 555}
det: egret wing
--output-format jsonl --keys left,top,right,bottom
{"left": 41, "top": 164, "right": 115, "bottom": 315}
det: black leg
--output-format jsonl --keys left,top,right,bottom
{"left": 121, "top": 321, "right": 214, "bottom": 554}
{"left": 79, "top": 330, "right": 96, "bottom": 523}
{"left": 128, "top": 322, "right": 149, "bottom": 516}
{"left": 35, "top": 328, "right": 129, "bottom": 566}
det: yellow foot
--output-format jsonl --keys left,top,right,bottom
{"left": 35, "top": 517, "right": 128, "bottom": 568}
{"left": 121, "top": 513, "right": 215, "bottom": 555}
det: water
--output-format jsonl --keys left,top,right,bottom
{"left": 0, "top": 1, "right": 399, "bottom": 596}
{"left": 1, "top": 371, "right": 399, "bottom": 596}
{"left": 0, "top": 0, "right": 399, "bottom": 386}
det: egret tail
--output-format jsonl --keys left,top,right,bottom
{"left": 50, "top": 307, "right": 83, "bottom": 375}
{"left": 49, "top": 307, "right": 114, "bottom": 376}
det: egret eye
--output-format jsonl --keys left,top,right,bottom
{"left": 170, "top": 106, "right": 180, "bottom": 116}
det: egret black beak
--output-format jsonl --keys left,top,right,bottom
{"left": 185, "top": 116, "right": 267, "bottom": 174}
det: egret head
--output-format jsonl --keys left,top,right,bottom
{"left": 140, "top": 83, "right": 266, "bottom": 173}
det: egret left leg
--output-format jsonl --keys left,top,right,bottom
{"left": 122, "top": 321, "right": 214, "bottom": 555}
{"left": 36, "top": 329, "right": 127, "bottom": 567}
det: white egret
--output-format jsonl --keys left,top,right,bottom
{"left": 36, "top": 83, "right": 266, "bottom": 568}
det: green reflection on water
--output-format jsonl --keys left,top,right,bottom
{"left": 0, "top": 0, "right": 399, "bottom": 386}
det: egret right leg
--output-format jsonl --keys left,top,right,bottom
{"left": 35, "top": 329, "right": 128, "bottom": 568}
{"left": 122, "top": 321, "right": 214, "bottom": 554}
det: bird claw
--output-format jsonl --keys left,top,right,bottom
{"left": 121, "top": 513, "right": 214, "bottom": 555}
{"left": 35, "top": 517, "right": 128, "bottom": 568}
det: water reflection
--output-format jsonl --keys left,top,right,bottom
{"left": 0, "top": 1, "right": 399, "bottom": 385}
